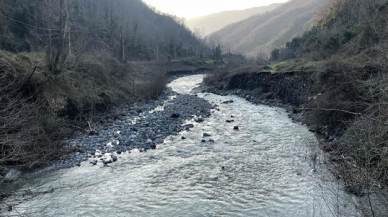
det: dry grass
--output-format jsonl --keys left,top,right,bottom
{"left": 0, "top": 50, "right": 168, "bottom": 178}
{"left": 0, "top": 51, "right": 69, "bottom": 174}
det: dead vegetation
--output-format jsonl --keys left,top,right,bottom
{"left": 0, "top": 51, "right": 69, "bottom": 175}
{"left": 0, "top": 50, "right": 168, "bottom": 181}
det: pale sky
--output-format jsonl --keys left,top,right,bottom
{"left": 143, "top": 0, "right": 289, "bottom": 18}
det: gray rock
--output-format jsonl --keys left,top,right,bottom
{"left": 222, "top": 100, "right": 234, "bottom": 104}
{"left": 155, "top": 138, "right": 164, "bottom": 144}
{"left": 171, "top": 113, "right": 180, "bottom": 118}
{"left": 233, "top": 126, "right": 239, "bottom": 130}
{"left": 5, "top": 169, "right": 21, "bottom": 182}
{"left": 103, "top": 158, "right": 113, "bottom": 164}
{"left": 146, "top": 139, "right": 153, "bottom": 144}
{"left": 183, "top": 124, "right": 194, "bottom": 130}
{"left": 90, "top": 159, "right": 98, "bottom": 165}
{"left": 195, "top": 118, "right": 204, "bottom": 123}
{"left": 203, "top": 133, "right": 211, "bottom": 137}
{"left": 111, "top": 154, "right": 118, "bottom": 162}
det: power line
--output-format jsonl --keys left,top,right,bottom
{"left": 0, "top": 13, "right": 88, "bottom": 33}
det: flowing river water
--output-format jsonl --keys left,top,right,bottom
{"left": 3, "top": 75, "right": 360, "bottom": 217}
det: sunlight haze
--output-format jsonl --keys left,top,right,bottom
{"left": 143, "top": 0, "right": 289, "bottom": 18}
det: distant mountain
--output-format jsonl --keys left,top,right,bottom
{"left": 186, "top": 3, "right": 282, "bottom": 35}
{"left": 211, "top": 0, "right": 329, "bottom": 57}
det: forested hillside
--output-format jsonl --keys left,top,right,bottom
{"left": 211, "top": 0, "right": 328, "bottom": 57}
{"left": 186, "top": 3, "right": 282, "bottom": 36}
{"left": 0, "top": 0, "right": 205, "bottom": 63}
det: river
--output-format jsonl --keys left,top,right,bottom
{"left": 2, "top": 75, "right": 359, "bottom": 217}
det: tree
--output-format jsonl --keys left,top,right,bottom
{"left": 271, "top": 48, "right": 280, "bottom": 61}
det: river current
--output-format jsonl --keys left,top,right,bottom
{"left": 3, "top": 75, "right": 359, "bottom": 217}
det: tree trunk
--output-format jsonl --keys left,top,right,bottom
{"left": 53, "top": 0, "right": 65, "bottom": 73}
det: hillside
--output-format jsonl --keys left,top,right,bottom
{"left": 186, "top": 3, "right": 282, "bottom": 36}
{"left": 0, "top": 0, "right": 206, "bottom": 61}
{"left": 211, "top": 0, "right": 329, "bottom": 56}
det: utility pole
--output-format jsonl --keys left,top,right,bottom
{"left": 68, "top": 28, "right": 71, "bottom": 56}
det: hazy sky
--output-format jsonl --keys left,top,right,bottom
{"left": 143, "top": 0, "right": 289, "bottom": 18}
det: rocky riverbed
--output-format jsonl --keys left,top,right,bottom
{"left": 33, "top": 87, "right": 215, "bottom": 176}
{"left": 200, "top": 87, "right": 304, "bottom": 121}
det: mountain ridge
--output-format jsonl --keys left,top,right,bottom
{"left": 210, "top": 0, "right": 329, "bottom": 56}
{"left": 186, "top": 3, "right": 282, "bottom": 35}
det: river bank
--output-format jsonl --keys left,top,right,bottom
{"left": 0, "top": 58, "right": 215, "bottom": 204}
{"left": 201, "top": 69, "right": 388, "bottom": 216}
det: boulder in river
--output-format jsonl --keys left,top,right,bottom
{"left": 183, "top": 124, "right": 194, "bottom": 130}
{"left": 103, "top": 158, "right": 113, "bottom": 164}
{"left": 203, "top": 133, "right": 211, "bottom": 137}
{"left": 226, "top": 120, "right": 234, "bottom": 123}
{"left": 155, "top": 138, "right": 164, "bottom": 144}
{"left": 146, "top": 139, "right": 153, "bottom": 144}
{"left": 195, "top": 118, "right": 204, "bottom": 123}
{"left": 234, "top": 126, "right": 239, "bottom": 130}
{"left": 222, "top": 100, "right": 234, "bottom": 104}
{"left": 111, "top": 154, "right": 118, "bottom": 162}
{"left": 171, "top": 113, "right": 180, "bottom": 118}
{"left": 90, "top": 159, "right": 98, "bottom": 165}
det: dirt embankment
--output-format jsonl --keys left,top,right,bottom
{"left": 221, "top": 71, "right": 311, "bottom": 106}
